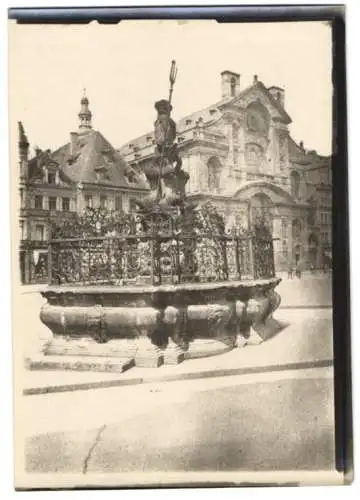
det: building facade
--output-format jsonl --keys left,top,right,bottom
{"left": 120, "top": 71, "right": 332, "bottom": 272}
{"left": 18, "top": 94, "right": 148, "bottom": 284}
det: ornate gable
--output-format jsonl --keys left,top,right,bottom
{"left": 219, "top": 83, "right": 291, "bottom": 125}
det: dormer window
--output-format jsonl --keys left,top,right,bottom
{"left": 48, "top": 172, "right": 56, "bottom": 184}
{"left": 186, "top": 119, "right": 192, "bottom": 126}
{"left": 210, "top": 109, "right": 217, "bottom": 116}
{"left": 126, "top": 171, "right": 136, "bottom": 184}
{"left": 96, "top": 170, "right": 109, "bottom": 182}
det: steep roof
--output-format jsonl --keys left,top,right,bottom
{"left": 47, "top": 130, "right": 147, "bottom": 189}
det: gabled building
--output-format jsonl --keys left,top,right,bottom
{"left": 119, "top": 72, "right": 332, "bottom": 271}
{"left": 19, "top": 93, "right": 148, "bottom": 284}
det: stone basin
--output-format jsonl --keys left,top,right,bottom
{"left": 32, "top": 277, "right": 282, "bottom": 371}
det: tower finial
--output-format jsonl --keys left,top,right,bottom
{"left": 78, "top": 89, "right": 92, "bottom": 131}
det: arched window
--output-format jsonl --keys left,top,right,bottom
{"left": 230, "top": 77, "right": 236, "bottom": 97}
{"left": 208, "top": 156, "right": 222, "bottom": 192}
{"left": 290, "top": 171, "right": 301, "bottom": 198}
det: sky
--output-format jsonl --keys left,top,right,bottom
{"left": 9, "top": 20, "right": 332, "bottom": 155}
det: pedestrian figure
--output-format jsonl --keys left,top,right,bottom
{"left": 295, "top": 263, "right": 302, "bottom": 279}
{"left": 287, "top": 264, "right": 293, "bottom": 279}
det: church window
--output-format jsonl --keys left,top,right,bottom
{"left": 245, "top": 143, "right": 263, "bottom": 166}
{"left": 207, "top": 157, "right": 222, "bottom": 192}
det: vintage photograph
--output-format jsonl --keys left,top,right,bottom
{"left": 9, "top": 19, "right": 339, "bottom": 488}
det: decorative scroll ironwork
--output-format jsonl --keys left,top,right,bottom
{"left": 48, "top": 205, "right": 275, "bottom": 286}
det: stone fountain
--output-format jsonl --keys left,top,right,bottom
{"left": 27, "top": 62, "right": 282, "bottom": 373}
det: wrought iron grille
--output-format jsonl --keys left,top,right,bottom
{"left": 47, "top": 206, "right": 276, "bottom": 286}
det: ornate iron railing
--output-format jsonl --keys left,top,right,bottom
{"left": 46, "top": 206, "right": 276, "bottom": 286}
{"left": 48, "top": 233, "right": 274, "bottom": 286}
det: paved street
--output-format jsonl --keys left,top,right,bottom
{"left": 276, "top": 272, "right": 332, "bottom": 307}
{"left": 16, "top": 274, "right": 335, "bottom": 478}
{"left": 25, "top": 367, "right": 334, "bottom": 474}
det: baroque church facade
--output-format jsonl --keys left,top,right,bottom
{"left": 119, "top": 71, "right": 332, "bottom": 272}
{"left": 18, "top": 94, "right": 148, "bottom": 284}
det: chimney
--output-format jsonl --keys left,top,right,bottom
{"left": 268, "top": 86, "right": 285, "bottom": 108}
{"left": 221, "top": 71, "right": 240, "bottom": 99}
{"left": 299, "top": 141, "right": 304, "bottom": 150}
{"left": 253, "top": 75, "right": 258, "bottom": 84}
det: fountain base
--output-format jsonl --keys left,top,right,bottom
{"left": 27, "top": 278, "right": 282, "bottom": 373}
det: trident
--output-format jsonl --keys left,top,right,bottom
{"left": 168, "top": 59, "right": 178, "bottom": 105}
{"left": 156, "top": 60, "right": 178, "bottom": 202}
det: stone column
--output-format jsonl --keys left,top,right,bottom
{"left": 227, "top": 122, "right": 234, "bottom": 169}
{"left": 269, "top": 122, "right": 279, "bottom": 175}
{"left": 237, "top": 121, "right": 246, "bottom": 170}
